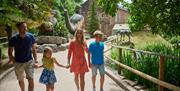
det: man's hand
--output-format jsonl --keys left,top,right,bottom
{"left": 8, "top": 56, "right": 14, "bottom": 65}
{"left": 33, "top": 64, "right": 39, "bottom": 69}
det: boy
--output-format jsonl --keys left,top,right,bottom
{"left": 88, "top": 30, "right": 105, "bottom": 91}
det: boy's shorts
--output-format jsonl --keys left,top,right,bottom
{"left": 14, "top": 60, "right": 34, "bottom": 80}
{"left": 91, "top": 64, "right": 105, "bottom": 76}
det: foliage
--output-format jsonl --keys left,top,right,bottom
{"left": 0, "top": 47, "right": 7, "bottom": 59}
{"left": 0, "top": 30, "right": 7, "bottom": 37}
{"left": 53, "top": 22, "right": 68, "bottom": 37}
{"left": 28, "top": 28, "right": 38, "bottom": 36}
{"left": 87, "top": 0, "right": 100, "bottom": 36}
{"left": 0, "top": 0, "right": 51, "bottom": 26}
{"left": 97, "top": 0, "right": 122, "bottom": 16}
{"left": 109, "top": 49, "right": 118, "bottom": 69}
{"left": 59, "top": 0, "right": 76, "bottom": 16}
{"left": 97, "top": 0, "right": 180, "bottom": 36}
{"left": 0, "top": 0, "right": 81, "bottom": 37}
{"left": 168, "top": 36, "right": 180, "bottom": 48}
{"left": 38, "top": 22, "right": 53, "bottom": 36}
{"left": 74, "top": 0, "right": 83, "bottom": 3}
{"left": 111, "top": 43, "right": 180, "bottom": 90}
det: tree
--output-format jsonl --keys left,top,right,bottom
{"left": 97, "top": 0, "right": 121, "bottom": 16}
{"left": 97, "top": 0, "right": 180, "bottom": 36}
{"left": 74, "top": 0, "right": 83, "bottom": 3}
{"left": 87, "top": 0, "right": 100, "bottom": 36}
{"left": 0, "top": 0, "right": 52, "bottom": 36}
{"left": 0, "top": 0, "right": 82, "bottom": 37}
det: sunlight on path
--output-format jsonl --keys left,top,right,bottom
{"left": 0, "top": 39, "right": 123, "bottom": 91}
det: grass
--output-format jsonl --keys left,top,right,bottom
{"left": 131, "top": 31, "right": 172, "bottom": 49}
{"left": 110, "top": 31, "right": 179, "bottom": 91}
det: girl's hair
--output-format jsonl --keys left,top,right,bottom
{"left": 74, "top": 29, "right": 85, "bottom": 44}
{"left": 43, "top": 47, "right": 53, "bottom": 57}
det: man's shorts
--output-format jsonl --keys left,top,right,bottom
{"left": 14, "top": 60, "right": 34, "bottom": 80}
{"left": 91, "top": 64, "right": 105, "bottom": 76}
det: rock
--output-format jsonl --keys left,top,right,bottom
{"left": 36, "top": 36, "right": 67, "bottom": 45}
{"left": 37, "top": 44, "right": 59, "bottom": 53}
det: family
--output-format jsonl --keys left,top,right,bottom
{"left": 8, "top": 22, "right": 105, "bottom": 91}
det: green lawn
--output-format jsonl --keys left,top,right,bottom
{"left": 131, "top": 31, "right": 171, "bottom": 49}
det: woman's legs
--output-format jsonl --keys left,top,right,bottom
{"left": 46, "top": 84, "right": 54, "bottom": 91}
{"left": 74, "top": 73, "right": 80, "bottom": 90}
{"left": 80, "top": 73, "right": 85, "bottom": 91}
{"left": 74, "top": 72, "right": 85, "bottom": 91}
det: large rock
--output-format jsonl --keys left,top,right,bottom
{"left": 36, "top": 36, "right": 67, "bottom": 45}
{"left": 37, "top": 44, "right": 68, "bottom": 53}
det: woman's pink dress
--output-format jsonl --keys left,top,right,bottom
{"left": 68, "top": 40, "right": 89, "bottom": 74}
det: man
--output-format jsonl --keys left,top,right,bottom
{"left": 88, "top": 31, "right": 105, "bottom": 91}
{"left": 8, "top": 22, "right": 37, "bottom": 91}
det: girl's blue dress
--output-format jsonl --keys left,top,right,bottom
{"left": 39, "top": 69, "right": 57, "bottom": 85}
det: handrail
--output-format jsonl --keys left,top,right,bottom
{"left": 0, "top": 37, "right": 7, "bottom": 40}
{"left": 104, "top": 55, "right": 180, "bottom": 91}
{"left": 0, "top": 37, "right": 8, "bottom": 46}
{"left": 104, "top": 36, "right": 180, "bottom": 91}
{"left": 0, "top": 42, "right": 8, "bottom": 46}
{"left": 105, "top": 42, "right": 180, "bottom": 60}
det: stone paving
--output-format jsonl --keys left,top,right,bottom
{"left": 0, "top": 45, "right": 124, "bottom": 91}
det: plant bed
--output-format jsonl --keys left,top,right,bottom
{"left": 0, "top": 59, "right": 13, "bottom": 75}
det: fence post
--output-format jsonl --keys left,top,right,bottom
{"left": 159, "top": 55, "right": 164, "bottom": 91}
{"left": 117, "top": 48, "right": 122, "bottom": 74}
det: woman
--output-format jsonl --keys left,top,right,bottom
{"left": 67, "top": 29, "right": 90, "bottom": 91}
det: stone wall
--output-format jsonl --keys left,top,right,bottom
{"left": 36, "top": 36, "right": 67, "bottom": 45}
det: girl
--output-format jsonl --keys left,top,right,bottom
{"left": 68, "top": 29, "right": 90, "bottom": 91}
{"left": 35, "top": 47, "right": 68, "bottom": 91}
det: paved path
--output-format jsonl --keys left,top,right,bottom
{"left": 0, "top": 40, "right": 124, "bottom": 91}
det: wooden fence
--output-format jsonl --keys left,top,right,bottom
{"left": 104, "top": 37, "right": 180, "bottom": 91}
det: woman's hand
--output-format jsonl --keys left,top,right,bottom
{"left": 89, "top": 64, "right": 91, "bottom": 68}
{"left": 65, "top": 64, "right": 70, "bottom": 69}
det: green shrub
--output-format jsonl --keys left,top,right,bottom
{"left": 110, "top": 43, "right": 180, "bottom": 90}
{"left": 0, "top": 47, "right": 7, "bottom": 60}
{"left": 28, "top": 28, "right": 38, "bottom": 36}
{"left": 53, "top": 22, "right": 68, "bottom": 38}
{"left": 169, "top": 36, "right": 180, "bottom": 48}
{"left": 109, "top": 49, "right": 118, "bottom": 69}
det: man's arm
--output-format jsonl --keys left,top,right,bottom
{"left": 32, "top": 43, "right": 37, "bottom": 63}
{"left": 8, "top": 47, "right": 14, "bottom": 63}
